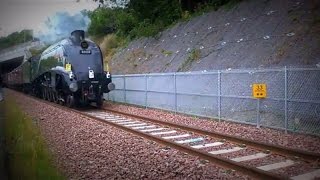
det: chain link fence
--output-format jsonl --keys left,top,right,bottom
{"left": 105, "top": 67, "right": 320, "bottom": 136}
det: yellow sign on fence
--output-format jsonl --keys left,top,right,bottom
{"left": 65, "top": 63, "right": 72, "bottom": 72}
{"left": 252, "top": 84, "right": 267, "bottom": 98}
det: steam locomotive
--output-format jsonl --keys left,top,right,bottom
{"left": 5, "top": 30, "right": 115, "bottom": 107}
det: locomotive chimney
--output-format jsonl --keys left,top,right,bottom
{"left": 70, "top": 30, "right": 85, "bottom": 43}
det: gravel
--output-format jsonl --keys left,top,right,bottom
{"left": 9, "top": 90, "right": 250, "bottom": 180}
{"left": 103, "top": 101, "right": 320, "bottom": 154}
{"left": 272, "top": 163, "right": 318, "bottom": 178}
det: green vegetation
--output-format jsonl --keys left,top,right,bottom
{"left": 223, "top": 0, "right": 243, "bottom": 10}
{"left": 161, "top": 49, "right": 173, "bottom": 56}
{"left": 29, "top": 46, "right": 49, "bottom": 56}
{"left": 0, "top": 30, "right": 33, "bottom": 50}
{"left": 4, "top": 97, "right": 64, "bottom": 179}
{"left": 184, "top": 0, "right": 242, "bottom": 19}
{"left": 178, "top": 48, "right": 201, "bottom": 72}
{"left": 189, "top": 48, "right": 201, "bottom": 61}
{"left": 99, "top": 34, "right": 127, "bottom": 71}
{"left": 88, "top": 0, "right": 181, "bottom": 39}
{"left": 39, "top": 57, "right": 61, "bottom": 75}
{"left": 88, "top": 0, "right": 242, "bottom": 40}
{"left": 88, "top": 0, "right": 242, "bottom": 68}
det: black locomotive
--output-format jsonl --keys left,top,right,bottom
{"left": 5, "top": 30, "right": 115, "bottom": 107}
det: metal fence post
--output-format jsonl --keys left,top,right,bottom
{"left": 257, "top": 99, "right": 260, "bottom": 128}
{"left": 218, "top": 70, "right": 221, "bottom": 122}
{"left": 145, "top": 74, "right": 148, "bottom": 109}
{"left": 123, "top": 75, "right": 126, "bottom": 103}
{"left": 285, "top": 66, "right": 288, "bottom": 133}
{"left": 174, "top": 73, "right": 177, "bottom": 114}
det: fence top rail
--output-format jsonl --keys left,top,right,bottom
{"left": 287, "top": 67, "right": 320, "bottom": 71}
{"left": 111, "top": 67, "right": 320, "bottom": 77}
{"left": 112, "top": 71, "right": 219, "bottom": 77}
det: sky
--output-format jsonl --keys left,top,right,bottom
{"left": 0, "top": 0, "right": 99, "bottom": 37}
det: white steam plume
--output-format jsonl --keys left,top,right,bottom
{"left": 35, "top": 10, "right": 90, "bottom": 44}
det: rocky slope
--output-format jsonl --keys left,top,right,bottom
{"left": 109, "top": 0, "right": 320, "bottom": 74}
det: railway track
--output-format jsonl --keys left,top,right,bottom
{"left": 84, "top": 109, "right": 320, "bottom": 180}
{"left": 13, "top": 90, "right": 320, "bottom": 179}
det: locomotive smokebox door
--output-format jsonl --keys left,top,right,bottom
{"left": 89, "top": 70, "right": 94, "bottom": 79}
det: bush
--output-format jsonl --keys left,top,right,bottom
{"left": 87, "top": 8, "right": 119, "bottom": 36}
{"left": 99, "top": 34, "right": 127, "bottom": 71}
{"left": 129, "top": 20, "right": 163, "bottom": 38}
{"left": 0, "top": 30, "right": 33, "bottom": 50}
{"left": 100, "top": 34, "right": 120, "bottom": 54}
{"left": 88, "top": 0, "right": 182, "bottom": 39}
{"left": 88, "top": 0, "right": 242, "bottom": 40}
{"left": 177, "top": 48, "right": 201, "bottom": 72}
{"left": 115, "top": 11, "right": 138, "bottom": 38}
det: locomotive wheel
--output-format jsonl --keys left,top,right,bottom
{"left": 58, "top": 94, "right": 65, "bottom": 106}
{"left": 49, "top": 90, "right": 53, "bottom": 102}
{"left": 43, "top": 88, "right": 48, "bottom": 100}
{"left": 53, "top": 92, "right": 58, "bottom": 103}
{"left": 45, "top": 90, "right": 49, "bottom": 101}
{"left": 46, "top": 89, "right": 51, "bottom": 101}
{"left": 96, "top": 96, "right": 103, "bottom": 108}
{"left": 59, "top": 99, "right": 64, "bottom": 105}
{"left": 42, "top": 89, "right": 46, "bottom": 99}
{"left": 80, "top": 99, "right": 89, "bottom": 107}
{"left": 66, "top": 95, "right": 75, "bottom": 108}
{"left": 50, "top": 90, "right": 54, "bottom": 102}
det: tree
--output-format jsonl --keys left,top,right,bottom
{"left": 87, "top": 8, "right": 119, "bottom": 36}
{"left": 0, "top": 30, "right": 33, "bottom": 50}
{"left": 87, "top": 0, "right": 240, "bottom": 38}
{"left": 92, "top": 0, "right": 129, "bottom": 8}
{"left": 128, "top": 0, "right": 181, "bottom": 25}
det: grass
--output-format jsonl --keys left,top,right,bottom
{"left": 190, "top": 48, "right": 201, "bottom": 61}
{"left": 161, "top": 49, "right": 173, "bottom": 56}
{"left": 97, "top": 34, "right": 128, "bottom": 72}
{"left": 4, "top": 97, "right": 64, "bottom": 180}
{"left": 177, "top": 48, "right": 201, "bottom": 72}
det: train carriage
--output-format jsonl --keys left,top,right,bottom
{"left": 4, "top": 59, "right": 31, "bottom": 92}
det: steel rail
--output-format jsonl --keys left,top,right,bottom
{"left": 103, "top": 108, "right": 320, "bottom": 162}
{"left": 83, "top": 112, "right": 284, "bottom": 180}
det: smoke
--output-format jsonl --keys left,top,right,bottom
{"left": 35, "top": 10, "right": 90, "bottom": 44}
